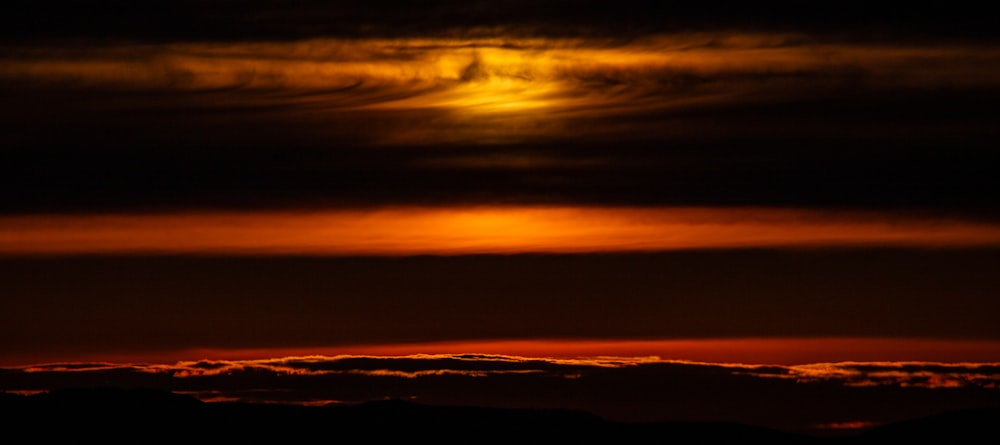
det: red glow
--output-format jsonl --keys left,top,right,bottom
{"left": 5, "top": 338, "right": 998, "bottom": 367}
{"left": 293, "top": 338, "right": 1000, "bottom": 365}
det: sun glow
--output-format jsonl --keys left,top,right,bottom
{"left": 350, "top": 46, "right": 570, "bottom": 114}
{"left": 435, "top": 76, "right": 560, "bottom": 112}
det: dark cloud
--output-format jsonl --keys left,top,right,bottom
{"left": 4, "top": 1, "right": 998, "bottom": 44}
{"left": 279, "top": 355, "right": 584, "bottom": 374}
{"left": 3, "top": 355, "right": 998, "bottom": 433}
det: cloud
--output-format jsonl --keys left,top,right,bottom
{"left": 2, "top": 206, "right": 1000, "bottom": 256}
{"left": 9, "top": 354, "right": 1000, "bottom": 394}
{"left": 3, "top": 34, "right": 998, "bottom": 215}
{"left": 784, "top": 362, "right": 1000, "bottom": 388}
{"left": 3, "top": 354, "right": 999, "bottom": 432}
{"left": 5, "top": 35, "right": 997, "bottom": 110}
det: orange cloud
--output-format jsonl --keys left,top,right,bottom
{"left": 5, "top": 32, "right": 997, "bottom": 150}
{"left": 4, "top": 34, "right": 998, "bottom": 143}
{"left": 2, "top": 206, "right": 999, "bottom": 256}
{"left": 10, "top": 350, "right": 1000, "bottom": 391}
{"left": 13, "top": 338, "right": 995, "bottom": 369}
{"left": 784, "top": 361, "right": 1000, "bottom": 388}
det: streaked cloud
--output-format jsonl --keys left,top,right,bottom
{"left": 7, "top": 353, "right": 1000, "bottom": 394}
{"left": 3, "top": 34, "right": 998, "bottom": 215}
{"left": 785, "top": 362, "right": 1000, "bottom": 388}
{"left": 3, "top": 206, "right": 1000, "bottom": 256}
{"left": 4, "top": 34, "right": 999, "bottom": 146}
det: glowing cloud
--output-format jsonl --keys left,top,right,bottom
{"left": 3, "top": 206, "right": 1000, "bottom": 256}
{"left": 4, "top": 35, "right": 999, "bottom": 135}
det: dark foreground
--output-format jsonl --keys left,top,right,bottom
{"left": 1, "top": 388, "right": 997, "bottom": 443}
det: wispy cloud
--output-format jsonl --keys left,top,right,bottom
{"left": 4, "top": 34, "right": 998, "bottom": 145}
{"left": 784, "top": 362, "right": 1000, "bottom": 388}
{"left": 9, "top": 354, "right": 1000, "bottom": 394}
{"left": 4, "top": 33, "right": 998, "bottom": 214}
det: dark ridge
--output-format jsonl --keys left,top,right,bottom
{"left": 2, "top": 388, "right": 998, "bottom": 443}
{"left": 853, "top": 407, "right": 1000, "bottom": 443}
{"left": 0, "top": 388, "right": 807, "bottom": 442}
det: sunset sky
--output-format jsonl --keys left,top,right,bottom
{"left": 2, "top": 1, "right": 999, "bottom": 434}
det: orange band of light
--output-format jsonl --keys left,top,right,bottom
{"left": 2, "top": 206, "right": 999, "bottom": 256}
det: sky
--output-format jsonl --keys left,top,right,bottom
{"left": 2, "top": 1, "right": 1000, "bottom": 434}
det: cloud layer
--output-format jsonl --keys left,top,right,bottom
{"left": 4, "top": 207, "right": 1000, "bottom": 255}
{"left": 4, "top": 354, "right": 999, "bottom": 433}
{"left": 2, "top": 34, "right": 999, "bottom": 215}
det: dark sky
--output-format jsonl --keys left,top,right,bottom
{"left": 2, "top": 1, "right": 1000, "bottom": 365}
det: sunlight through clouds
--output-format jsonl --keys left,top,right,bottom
{"left": 5, "top": 34, "right": 999, "bottom": 126}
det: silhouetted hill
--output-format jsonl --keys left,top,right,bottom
{"left": 1, "top": 388, "right": 996, "bottom": 443}
{"left": 850, "top": 407, "right": 1000, "bottom": 444}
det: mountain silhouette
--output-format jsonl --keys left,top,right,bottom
{"left": 1, "top": 388, "right": 996, "bottom": 443}
{"left": 850, "top": 407, "right": 1000, "bottom": 444}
